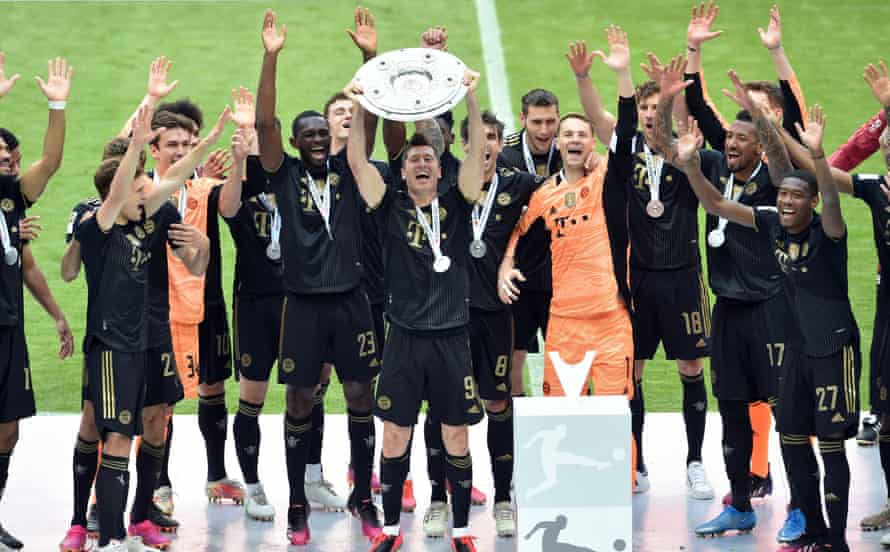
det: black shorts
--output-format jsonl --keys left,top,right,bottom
{"left": 778, "top": 337, "right": 861, "bottom": 440}
{"left": 375, "top": 324, "right": 483, "bottom": 427}
{"left": 0, "top": 325, "right": 34, "bottom": 423}
{"left": 469, "top": 309, "right": 513, "bottom": 401}
{"left": 870, "top": 284, "right": 890, "bottom": 413}
{"left": 278, "top": 288, "right": 380, "bottom": 388}
{"left": 632, "top": 265, "right": 711, "bottom": 360}
{"left": 144, "top": 341, "right": 184, "bottom": 407}
{"left": 198, "top": 303, "right": 233, "bottom": 385}
{"left": 710, "top": 294, "right": 794, "bottom": 402}
{"left": 512, "top": 289, "right": 550, "bottom": 353}
{"left": 85, "top": 342, "right": 146, "bottom": 439}
{"left": 371, "top": 302, "right": 386, "bottom": 348}
{"left": 234, "top": 294, "right": 284, "bottom": 382}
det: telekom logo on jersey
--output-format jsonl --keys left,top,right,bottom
{"left": 548, "top": 350, "right": 597, "bottom": 396}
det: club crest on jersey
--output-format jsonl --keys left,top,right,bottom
{"left": 497, "top": 192, "right": 511, "bottom": 206}
{"left": 564, "top": 192, "right": 576, "bottom": 208}
{"left": 377, "top": 395, "right": 392, "bottom": 411}
{"left": 240, "top": 353, "right": 252, "bottom": 367}
{"left": 580, "top": 186, "right": 590, "bottom": 199}
{"left": 0, "top": 199, "right": 13, "bottom": 213}
{"left": 118, "top": 410, "right": 133, "bottom": 425}
{"left": 744, "top": 182, "right": 759, "bottom": 195}
{"left": 143, "top": 220, "right": 155, "bottom": 235}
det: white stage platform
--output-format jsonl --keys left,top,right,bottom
{"left": 3, "top": 412, "right": 888, "bottom": 551}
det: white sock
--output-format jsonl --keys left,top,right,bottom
{"left": 306, "top": 463, "right": 322, "bottom": 483}
{"left": 246, "top": 482, "right": 261, "bottom": 494}
{"left": 452, "top": 526, "right": 470, "bottom": 539}
{"left": 383, "top": 524, "right": 400, "bottom": 536}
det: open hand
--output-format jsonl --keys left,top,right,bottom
{"left": 262, "top": 9, "right": 287, "bottom": 54}
{"left": 757, "top": 5, "right": 782, "bottom": 50}
{"left": 676, "top": 116, "right": 704, "bottom": 165}
{"left": 35, "top": 57, "right": 73, "bottom": 101}
{"left": 687, "top": 1, "right": 722, "bottom": 48}
{"left": 56, "top": 316, "right": 74, "bottom": 360}
{"left": 566, "top": 41, "right": 595, "bottom": 77}
{"left": 722, "top": 69, "right": 755, "bottom": 112}
{"left": 0, "top": 53, "right": 21, "bottom": 97}
{"left": 346, "top": 6, "right": 377, "bottom": 58}
{"left": 147, "top": 56, "right": 179, "bottom": 99}
{"left": 658, "top": 54, "right": 692, "bottom": 99}
{"left": 865, "top": 61, "right": 890, "bottom": 107}
{"left": 592, "top": 25, "right": 630, "bottom": 74}
{"left": 794, "top": 104, "right": 826, "bottom": 155}
{"left": 231, "top": 87, "right": 255, "bottom": 129}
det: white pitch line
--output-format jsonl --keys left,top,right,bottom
{"left": 473, "top": 0, "right": 515, "bottom": 133}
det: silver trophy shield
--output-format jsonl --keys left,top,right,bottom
{"left": 354, "top": 48, "right": 468, "bottom": 122}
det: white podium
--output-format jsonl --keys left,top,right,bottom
{"left": 514, "top": 396, "right": 632, "bottom": 552}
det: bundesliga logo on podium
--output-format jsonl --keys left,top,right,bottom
{"left": 514, "top": 350, "right": 632, "bottom": 551}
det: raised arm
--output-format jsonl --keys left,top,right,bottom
{"left": 779, "top": 127, "right": 854, "bottom": 194}
{"left": 145, "top": 106, "right": 232, "bottom": 217}
{"left": 652, "top": 55, "right": 693, "bottom": 162}
{"left": 685, "top": 1, "right": 722, "bottom": 74}
{"left": 676, "top": 118, "right": 755, "bottom": 227}
{"left": 566, "top": 40, "right": 615, "bottom": 145}
{"left": 758, "top": 6, "right": 792, "bottom": 80}
{"left": 97, "top": 106, "right": 154, "bottom": 231}
{"left": 865, "top": 61, "right": 890, "bottom": 144}
{"left": 723, "top": 69, "right": 793, "bottom": 184}
{"left": 117, "top": 57, "right": 179, "bottom": 138}
{"left": 796, "top": 106, "right": 843, "bottom": 238}
{"left": 256, "top": 9, "right": 286, "bottom": 172}
{"left": 0, "top": 53, "right": 21, "bottom": 99}
{"left": 346, "top": 85, "right": 387, "bottom": 208}
{"left": 219, "top": 122, "right": 255, "bottom": 219}
{"left": 457, "top": 71, "right": 483, "bottom": 203}
{"left": 346, "top": 6, "right": 380, "bottom": 155}
{"left": 20, "top": 57, "right": 73, "bottom": 203}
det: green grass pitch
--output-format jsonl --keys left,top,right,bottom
{"left": 2, "top": 0, "right": 888, "bottom": 415}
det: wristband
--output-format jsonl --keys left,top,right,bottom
{"left": 48, "top": 100, "right": 66, "bottom": 110}
{"left": 768, "top": 45, "right": 782, "bottom": 51}
{"left": 686, "top": 45, "right": 699, "bottom": 52}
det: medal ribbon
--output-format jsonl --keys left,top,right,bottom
{"left": 471, "top": 173, "right": 499, "bottom": 244}
{"left": 305, "top": 160, "right": 333, "bottom": 239}
{"left": 521, "top": 131, "right": 556, "bottom": 176}
{"left": 715, "top": 161, "right": 763, "bottom": 234}
{"left": 258, "top": 193, "right": 281, "bottom": 246}
{"left": 643, "top": 143, "right": 664, "bottom": 204}
{"left": 0, "top": 210, "right": 14, "bottom": 259}
{"left": 415, "top": 197, "right": 444, "bottom": 263}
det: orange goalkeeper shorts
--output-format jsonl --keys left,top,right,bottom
{"left": 171, "top": 322, "right": 200, "bottom": 400}
{"left": 542, "top": 307, "right": 634, "bottom": 398}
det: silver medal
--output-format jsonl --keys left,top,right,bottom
{"left": 646, "top": 199, "right": 664, "bottom": 218}
{"left": 707, "top": 228, "right": 726, "bottom": 248}
{"left": 433, "top": 255, "right": 451, "bottom": 273}
{"left": 3, "top": 248, "right": 17, "bottom": 266}
{"left": 266, "top": 241, "right": 281, "bottom": 260}
{"left": 469, "top": 239, "right": 487, "bottom": 258}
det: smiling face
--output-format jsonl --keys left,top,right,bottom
{"left": 777, "top": 176, "right": 817, "bottom": 233}
{"left": 290, "top": 116, "right": 331, "bottom": 168}
{"left": 521, "top": 105, "right": 559, "bottom": 154}
{"left": 557, "top": 116, "right": 595, "bottom": 170}
{"left": 401, "top": 144, "right": 441, "bottom": 197}
{"left": 150, "top": 127, "right": 193, "bottom": 175}
{"left": 724, "top": 120, "right": 762, "bottom": 174}
{"left": 0, "top": 137, "right": 15, "bottom": 177}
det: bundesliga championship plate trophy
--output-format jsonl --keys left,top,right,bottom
{"left": 353, "top": 48, "right": 468, "bottom": 121}
{"left": 514, "top": 359, "right": 632, "bottom": 552}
